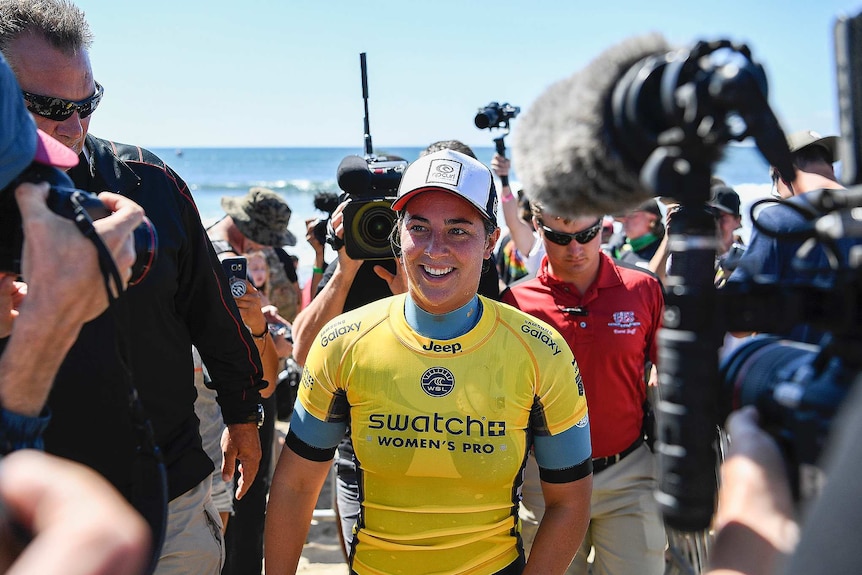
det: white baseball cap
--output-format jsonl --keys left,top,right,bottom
{"left": 392, "top": 149, "right": 498, "bottom": 226}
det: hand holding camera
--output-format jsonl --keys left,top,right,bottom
{"left": 14, "top": 180, "right": 145, "bottom": 325}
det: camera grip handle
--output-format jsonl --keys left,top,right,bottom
{"left": 656, "top": 206, "right": 723, "bottom": 532}
{"left": 494, "top": 136, "right": 509, "bottom": 188}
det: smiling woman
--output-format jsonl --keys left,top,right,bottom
{"left": 265, "top": 149, "right": 595, "bottom": 575}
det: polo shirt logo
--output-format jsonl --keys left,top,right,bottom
{"left": 609, "top": 310, "right": 641, "bottom": 334}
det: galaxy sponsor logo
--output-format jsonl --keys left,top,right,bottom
{"left": 521, "top": 321, "right": 563, "bottom": 356}
{"left": 319, "top": 320, "right": 361, "bottom": 347}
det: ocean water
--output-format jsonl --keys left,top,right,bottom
{"left": 151, "top": 144, "right": 772, "bottom": 283}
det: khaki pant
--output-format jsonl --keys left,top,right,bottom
{"left": 154, "top": 479, "right": 225, "bottom": 575}
{"left": 520, "top": 444, "right": 665, "bottom": 575}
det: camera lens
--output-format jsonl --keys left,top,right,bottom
{"left": 360, "top": 207, "right": 394, "bottom": 243}
{"left": 719, "top": 336, "right": 820, "bottom": 417}
{"left": 343, "top": 199, "right": 396, "bottom": 260}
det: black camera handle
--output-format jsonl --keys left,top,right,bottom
{"left": 494, "top": 135, "right": 509, "bottom": 188}
{"left": 69, "top": 195, "right": 167, "bottom": 574}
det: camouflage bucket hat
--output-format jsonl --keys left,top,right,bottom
{"left": 221, "top": 187, "right": 297, "bottom": 247}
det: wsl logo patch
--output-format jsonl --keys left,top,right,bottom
{"left": 420, "top": 367, "right": 455, "bottom": 397}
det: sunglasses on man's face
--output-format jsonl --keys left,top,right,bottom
{"left": 22, "top": 81, "right": 104, "bottom": 122}
{"left": 538, "top": 218, "right": 603, "bottom": 246}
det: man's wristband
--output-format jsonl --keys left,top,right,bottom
{"left": 312, "top": 266, "right": 325, "bottom": 274}
{"left": 251, "top": 327, "right": 268, "bottom": 339}
{"left": 501, "top": 191, "right": 515, "bottom": 203}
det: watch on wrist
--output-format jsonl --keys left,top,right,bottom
{"left": 255, "top": 403, "right": 265, "bottom": 429}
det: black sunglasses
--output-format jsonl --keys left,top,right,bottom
{"left": 538, "top": 218, "right": 603, "bottom": 246}
{"left": 22, "top": 81, "right": 104, "bottom": 121}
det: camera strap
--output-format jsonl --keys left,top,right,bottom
{"left": 71, "top": 196, "right": 167, "bottom": 575}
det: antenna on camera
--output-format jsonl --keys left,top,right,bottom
{"left": 360, "top": 52, "right": 374, "bottom": 159}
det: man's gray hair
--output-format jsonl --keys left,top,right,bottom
{"left": 0, "top": 0, "right": 92, "bottom": 57}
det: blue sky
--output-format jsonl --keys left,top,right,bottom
{"left": 76, "top": 0, "right": 858, "bottom": 149}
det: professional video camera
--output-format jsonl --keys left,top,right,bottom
{"left": 0, "top": 162, "right": 158, "bottom": 284}
{"left": 474, "top": 101, "right": 520, "bottom": 187}
{"left": 612, "top": 29, "right": 862, "bottom": 531}
{"left": 336, "top": 153, "right": 407, "bottom": 260}
{"left": 474, "top": 102, "right": 520, "bottom": 130}
{"left": 332, "top": 52, "right": 408, "bottom": 261}
{"left": 310, "top": 190, "right": 341, "bottom": 246}
{"left": 511, "top": 15, "right": 862, "bottom": 533}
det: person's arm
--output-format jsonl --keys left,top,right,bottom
{"left": 523, "top": 476, "right": 592, "bottom": 575}
{"left": 0, "top": 450, "right": 151, "bottom": 575}
{"left": 303, "top": 217, "right": 327, "bottom": 310}
{"left": 491, "top": 154, "right": 536, "bottom": 256}
{"left": 231, "top": 281, "right": 279, "bottom": 398}
{"left": 291, "top": 202, "right": 362, "bottom": 365}
{"left": 705, "top": 407, "right": 799, "bottom": 575}
{"left": 264, "top": 444, "right": 332, "bottom": 574}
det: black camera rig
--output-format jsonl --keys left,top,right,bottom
{"left": 600, "top": 17, "right": 862, "bottom": 533}
{"left": 474, "top": 102, "right": 520, "bottom": 187}
{"left": 332, "top": 53, "right": 408, "bottom": 261}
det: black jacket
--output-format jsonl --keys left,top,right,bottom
{"left": 42, "top": 135, "right": 264, "bottom": 502}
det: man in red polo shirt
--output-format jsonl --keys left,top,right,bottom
{"left": 502, "top": 202, "right": 665, "bottom": 575}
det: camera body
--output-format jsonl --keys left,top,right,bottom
{"left": 0, "top": 162, "right": 158, "bottom": 284}
{"left": 337, "top": 155, "right": 408, "bottom": 261}
{"left": 310, "top": 191, "right": 341, "bottom": 246}
{"left": 474, "top": 102, "right": 520, "bottom": 130}
{"left": 719, "top": 335, "right": 853, "bottom": 499}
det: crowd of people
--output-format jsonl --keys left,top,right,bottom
{"left": 0, "top": 0, "right": 858, "bottom": 574}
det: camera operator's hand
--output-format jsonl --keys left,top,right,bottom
{"left": 16, "top": 182, "right": 143, "bottom": 325}
{"left": 329, "top": 200, "right": 363, "bottom": 276}
{"left": 706, "top": 406, "right": 799, "bottom": 575}
{"left": 491, "top": 153, "right": 510, "bottom": 179}
{"left": 305, "top": 217, "right": 325, "bottom": 259}
{"left": 372, "top": 258, "right": 407, "bottom": 296}
{"left": 0, "top": 450, "right": 151, "bottom": 575}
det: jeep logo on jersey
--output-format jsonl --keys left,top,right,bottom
{"left": 420, "top": 366, "right": 455, "bottom": 397}
{"left": 422, "top": 340, "right": 462, "bottom": 354}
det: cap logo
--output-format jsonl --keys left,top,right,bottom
{"left": 425, "top": 159, "right": 462, "bottom": 187}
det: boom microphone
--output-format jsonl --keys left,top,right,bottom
{"left": 337, "top": 154, "right": 372, "bottom": 196}
{"left": 512, "top": 34, "right": 670, "bottom": 217}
